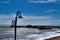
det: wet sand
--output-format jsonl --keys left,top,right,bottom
{"left": 46, "top": 36, "right": 60, "bottom": 40}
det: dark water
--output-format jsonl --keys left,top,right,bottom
{"left": 0, "top": 27, "right": 60, "bottom": 40}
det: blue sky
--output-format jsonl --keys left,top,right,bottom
{"left": 0, "top": 0, "right": 60, "bottom": 26}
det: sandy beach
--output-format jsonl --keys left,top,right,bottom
{"left": 45, "top": 36, "right": 60, "bottom": 40}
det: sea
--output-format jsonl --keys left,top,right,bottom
{"left": 0, "top": 27, "right": 60, "bottom": 40}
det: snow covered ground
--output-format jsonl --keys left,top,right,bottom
{"left": 0, "top": 28, "right": 60, "bottom": 40}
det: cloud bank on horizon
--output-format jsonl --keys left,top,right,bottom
{"left": 0, "top": 13, "right": 60, "bottom": 26}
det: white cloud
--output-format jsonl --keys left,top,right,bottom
{"left": 50, "top": 19, "right": 60, "bottom": 26}
{"left": 0, "top": 13, "right": 60, "bottom": 26}
{"left": 45, "top": 9, "right": 57, "bottom": 13}
{"left": 17, "top": 16, "right": 52, "bottom": 25}
{"left": 0, "top": 0, "right": 10, "bottom": 3}
{"left": 29, "top": 0, "right": 59, "bottom": 3}
{"left": 0, "top": 14, "right": 15, "bottom": 25}
{"left": 23, "top": 16, "right": 51, "bottom": 20}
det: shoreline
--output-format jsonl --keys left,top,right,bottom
{"left": 45, "top": 36, "right": 60, "bottom": 40}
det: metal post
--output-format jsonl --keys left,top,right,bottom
{"left": 15, "top": 17, "right": 17, "bottom": 40}
{"left": 14, "top": 10, "right": 23, "bottom": 40}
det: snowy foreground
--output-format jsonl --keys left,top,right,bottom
{"left": 0, "top": 28, "right": 60, "bottom": 40}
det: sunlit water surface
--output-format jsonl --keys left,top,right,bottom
{"left": 0, "top": 28, "right": 60, "bottom": 40}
